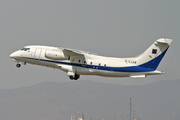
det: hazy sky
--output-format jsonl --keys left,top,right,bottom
{"left": 1, "top": 0, "right": 180, "bottom": 89}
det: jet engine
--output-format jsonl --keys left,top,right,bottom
{"left": 45, "top": 50, "right": 69, "bottom": 60}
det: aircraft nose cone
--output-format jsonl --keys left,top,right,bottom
{"left": 10, "top": 51, "right": 19, "bottom": 58}
{"left": 10, "top": 53, "right": 15, "bottom": 58}
{"left": 10, "top": 53, "right": 16, "bottom": 58}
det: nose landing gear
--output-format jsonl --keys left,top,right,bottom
{"left": 16, "top": 64, "right": 21, "bottom": 68}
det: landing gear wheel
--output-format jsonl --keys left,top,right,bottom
{"left": 69, "top": 74, "right": 80, "bottom": 80}
{"left": 69, "top": 76, "right": 74, "bottom": 80}
{"left": 16, "top": 64, "right": 21, "bottom": 68}
{"left": 74, "top": 74, "right": 80, "bottom": 80}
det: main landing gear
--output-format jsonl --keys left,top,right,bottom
{"left": 69, "top": 74, "right": 80, "bottom": 80}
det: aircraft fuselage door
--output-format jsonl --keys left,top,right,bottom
{"left": 34, "top": 48, "right": 42, "bottom": 61}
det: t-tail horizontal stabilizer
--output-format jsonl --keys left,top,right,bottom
{"left": 130, "top": 75, "right": 146, "bottom": 78}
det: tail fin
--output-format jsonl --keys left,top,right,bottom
{"left": 136, "top": 38, "right": 172, "bottom": 70}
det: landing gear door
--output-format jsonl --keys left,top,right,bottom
{"left": 34, "top": 48, "right": 42, "bottom": 61}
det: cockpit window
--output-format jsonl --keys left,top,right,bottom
{"left": 20, "top": 48, "right": 30, "bottom": 51}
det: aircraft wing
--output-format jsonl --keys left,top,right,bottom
{"left": 61, "top": 48, "right": 85, "bottom": 56}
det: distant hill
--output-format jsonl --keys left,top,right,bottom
{"left": 0, "top": 79, "right": 179, "bottom": 120}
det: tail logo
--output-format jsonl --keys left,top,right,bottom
{"left": 152, "top": 49, "right": 157, "bottom": 54}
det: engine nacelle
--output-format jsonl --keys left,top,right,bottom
{"left": 45, "top": 50, "right": 69, "bottom": 60}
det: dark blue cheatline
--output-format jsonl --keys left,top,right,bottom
{"left": 20, "top": 57, "right": 155, "bottom": 73}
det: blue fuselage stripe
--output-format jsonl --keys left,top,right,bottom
{"left": 21, "top": 57, "right": 154, "bottom": 73}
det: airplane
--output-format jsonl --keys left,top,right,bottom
{"left": 10, "top": 38, "right": 172, "bottom": 80}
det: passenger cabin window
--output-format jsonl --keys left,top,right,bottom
{"left": 78, "top": 60, "right": 81, "bottom": 63}
{"left": 90, "top": 62, "right": 92, "bottom": 65}
{"left": 99, "top": 63, "right": 101, "bottom": 66}
{"left": 104, "top": 64, "right": 106, "bottom": 67}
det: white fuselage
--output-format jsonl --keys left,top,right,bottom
{"left": 10, "top": 38, "right": 172, "bottom": 80}
{"left": 10, "top": 45, "right": 163, "bottom": 79}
